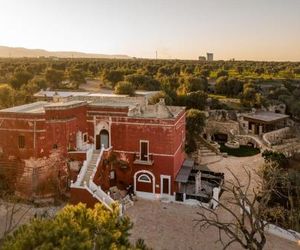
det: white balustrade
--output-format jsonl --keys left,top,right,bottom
{"left": 71, "top": 145, "right": 94, "bottom": 187}
{"left": 71, "top": 144, "right": 119, "bottom": 214}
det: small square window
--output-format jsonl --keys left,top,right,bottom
{"left": 18, "top": 135, "right": 25, "bottom": 149}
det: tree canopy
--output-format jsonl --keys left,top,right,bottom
{"left": 114, "top": 81, "right": 135, "bottom": 96}
{"left": 1, "top": 203, "right": 149, "bottom": 250}
{"left": 185, "top": 109, "right": 206, "bottom": 153}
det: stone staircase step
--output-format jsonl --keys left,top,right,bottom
{"left": 201, "top": 152, "right": 217, "bottom": 156}
{"left": 80, "top": 151, "right": 103, "bottom": 187}
{"left": 199, "top": 149, "right": 212, "bottom": 153}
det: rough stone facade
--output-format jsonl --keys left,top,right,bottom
{"left": 203, "top": 110, "right": 240, "bottom": 141}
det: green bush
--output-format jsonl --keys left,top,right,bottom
{"left": 114, "top": 81, "right": 135, "bottom": 96}
{"left": 219, "top": 144, "right": 260, "bottom": 157}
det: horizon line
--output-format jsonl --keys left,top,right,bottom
{"left": 0, "top": 44, "right": 299, "bottom": 63}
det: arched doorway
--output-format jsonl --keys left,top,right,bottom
{"left": 213, "top": 133, "right": 228, "bottom": 143}
{"left": 96, "top": 129, "right": 109, "bottom": 149}
{"left": 134, "top": 170, "right": 155, "bottom": 195}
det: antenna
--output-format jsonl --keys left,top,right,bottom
{"left": 155, "top": 50, "right": 158, "bottom": 60}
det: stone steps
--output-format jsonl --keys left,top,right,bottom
{"left": 196, "top": 141, "right": 221, "bottom": 165}
{"left": 199, "top": 149, "right": 211, "bottom": 153}
{"left": 81, "top": 153, "right": 100, "bottom": 185}
{"left": 198, "top": 143, "right": 217, "bottom": 156}
{"left": 200, "top": 152, "right": 217, "bottom": 156}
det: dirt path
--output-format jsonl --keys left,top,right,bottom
{"left": 79, "top": 79, "right": 114, "bottom": 93}
{"left": 207, "top": 153, "right": 265, "bottom": 184}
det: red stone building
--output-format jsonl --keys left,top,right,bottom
{"left": 0, "top": 93, "right": 186, "bottom": 203}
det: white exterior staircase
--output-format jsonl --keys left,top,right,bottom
{"left": 71, "top": 146, "right": 122, "bottom": 214}
{"left": 82, "top": 150, "right": 101, "bottom": 185}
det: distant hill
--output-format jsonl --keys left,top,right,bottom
{"left": 0, "top": 45, "right": 131, "bottom": 59}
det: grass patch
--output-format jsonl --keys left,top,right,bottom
{"left": 220, "top": 143, "right": 260, "bottom": 157}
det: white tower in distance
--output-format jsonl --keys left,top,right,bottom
{"left": 207, "top": 53, "right": 214, "bottom": 61}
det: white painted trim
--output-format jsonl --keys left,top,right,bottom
{"left": 134, "top": 170, "right": 155, "bottom": 195}
{"left": 113, "top": 142, "right": 183, "bottom": 157}
{"left": 86, "top": 111, "right": 185, "bottom": 128}
{"left": 137, "top": 174, "right": 151, "bottom": 183}
{"left": 0, "top": 117, "right": 45, "bottom": 121}
{"left": 82, "top": 132, "right": 88, "bottom": 143}
{"left": 45, "top": 118, "right": 76, "bottom": 123}
{"left": 0, "top": 128, "right": 46, "bottom": 132}
{"left": 109, "top": 117, "right": 112, "bottom": 148}
{"left": 110, "top": 121, "right": 174, "bottom": 127}
{"left": 94, "top": 119, "right": 110, "bottom": 150}
{"left": 160, "top": 175, "right": 171, "bottom": 196}
{"left": 139, "top": 140, "right": 149, "bottom": 161}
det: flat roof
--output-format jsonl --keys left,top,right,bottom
{"left": 34, "top": 90, "right": 90, "bottom": 98}
{"left": 35, "top": 90, "right": 159, "bottom": 98}
{"left": 243, "top": 111, "right": 289, "bottom": 123}
{"left": 88, "top": 93, "right": 128, "bottom": 97}
{"left": 44, "top": 100, "right": 86, "bottom": 109}
{"left": 89, "top": 102, "right": 132, "bottom": 108}
{"left": 0, "top": 101, "right": 48, "bottom": 114}
{"left": 34, "top": 90, "right": 128, "bottom": 98}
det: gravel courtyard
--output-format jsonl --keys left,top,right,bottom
{"left": 126, "top": 154, "right": 300, "bottom": 250}
{"left": 126, "top": 199, "right": 299, "bottom": 250}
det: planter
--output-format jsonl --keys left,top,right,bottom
{"left": 225, "top": 140, "right": 240, "bottom": 149}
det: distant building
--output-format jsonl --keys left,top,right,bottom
{"left": 207, "top": 53, "right": 214, "bottom": 61}
{"left": 198, "top": 56, "right": 206, "bottom": 61}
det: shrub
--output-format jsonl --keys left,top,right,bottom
{"left": 114, "top": 81, "right": 135, "bottom": 96}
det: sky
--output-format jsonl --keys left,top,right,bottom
{"left": 0, "top": 0, "right": 299, "bottom": 61}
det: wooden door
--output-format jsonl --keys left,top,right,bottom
{"left": 163, "top": 178, "right": 169, "bottom": 194}
{"left": 96, "top": 134, "right": 101, "bottom": 149}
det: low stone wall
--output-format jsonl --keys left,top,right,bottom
{"left": 265, "top": 222, "right": 300, "bottom": 242}
{"left": 235, "top": 135, "right": 262, "bottom": 149}
{"left": 263, "top": 127, "right": 292, "bottom": 147}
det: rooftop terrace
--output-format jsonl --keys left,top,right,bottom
{"left": 0, "top": 101, "right": 48, "bottom": 114}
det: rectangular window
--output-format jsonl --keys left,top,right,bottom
{"left": 140, "top": 141, "right": 149, "bottom": 161}
{"left": 18, "top": 135, "right": 25, "bottom": 149}
{"left": 83, "top": 133, "right": 88, "bottom": 143}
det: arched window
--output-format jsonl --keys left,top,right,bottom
{"left": 137, "top": 174, "right": 151, "bottom": 183}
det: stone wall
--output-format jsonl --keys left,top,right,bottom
{"left": 203, "top": 120, "right": 240, "bottom": 140}
{"left": 235, "top": 135, "right": 262, "bottom": 149}
{"left": 263, "top": 127, "right": 292, "bottom": 147}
